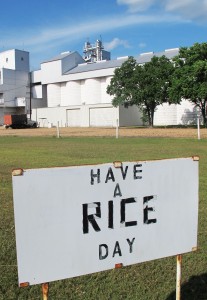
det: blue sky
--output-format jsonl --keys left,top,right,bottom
{"left": 1, "top": 0, "right": 207, "bottom": 70}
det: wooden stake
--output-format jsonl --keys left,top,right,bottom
{"left": 42, "top": 283, "right": 49, "bottom": 300}
{"left": 57, "top": 121, "right": 60, "bottom": 138}
{"left": 116, "top": 118, "right": 119, "bottom": 139}
{"left": 176, "top": 254, "right": 182, "bottom": 300}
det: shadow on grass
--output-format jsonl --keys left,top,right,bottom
{"left": 166, "top": 273, "right": 207, "bottom": 300}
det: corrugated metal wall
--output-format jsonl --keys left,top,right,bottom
{"left": 32, "top": 85, "right": 42, "bottom": 98}
{"left": 66, "top": 109, "right": 81, "bottom": 126}
{"left": 89, "top": 107, "right": 115, "bottom": 127}
{"left": 154, "top": 104, "right": 177, "bottom": 126}
{"left": 64, "top": 81, "right": 81, "bottom": 106}
{"left": 154, "top": 101, "right": 196, "bottom": 126}
{"left": 100, "top": 76, "right": 113, "bottom": 104}
{"left": 47, "top": 83, "right": 61, "bottom": 107}
{"left": 82, "top": 78, "right": 101, "bottom": 104}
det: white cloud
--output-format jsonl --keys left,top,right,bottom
{"left": 117, "top": 0, "right": 207, "bottom": 21}
{"left": 104, "top": 38, "right": 130, "bottom": 51}
{"left": 117, "top": 0, "right": 155, "bottom": 12}
{"left": 2, "top": 13, "right": 183, "bottom": 52}
{"left": 164, "top": 0, "right": 207, "bottom": 20}
{"left": 138, "top": 42, "right": 147, "bottom": 48}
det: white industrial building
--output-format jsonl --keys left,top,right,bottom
{"left": 31, "top": 52, "right": 142, "bottom": 128}
{"left": 31, "top": 42, "right": 196, "bottom": 127}
{"left": 0, "top": 49, "right": 30, "bottom": 124}
{"left": 0, "top": 41, "right": 197, "bottom": 127}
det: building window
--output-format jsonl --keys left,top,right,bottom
{"left": 6, "top": 58, "right": 8, "bottom": 63}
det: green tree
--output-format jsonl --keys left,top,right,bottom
{"left": 107, "top": 56, "right": 175, "bottom": 126}
{"left": 170, "top": 43, "right": 207, "bottom": 127}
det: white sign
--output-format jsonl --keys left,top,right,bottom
{"left": 12, "top": 157, "right": 199, "bottom": 286}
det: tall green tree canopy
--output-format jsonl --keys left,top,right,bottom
{"left": 170, "top": 42, "right": 207, "bottom": 127}
{"left": 107, "top": 55, "right": 175, "bottom": 126}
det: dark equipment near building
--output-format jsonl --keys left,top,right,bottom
{"left": 4, "top": 114, "right": 38, "bottom": 129}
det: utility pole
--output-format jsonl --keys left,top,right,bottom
{"left": 29, "top": 72, "right": 32, "bottom": 119}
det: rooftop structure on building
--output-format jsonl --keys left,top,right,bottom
{"left": 83, "top": 39, "right": 111, "bottom": 62}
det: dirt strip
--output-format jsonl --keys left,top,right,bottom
{"left": 0, "top": 126, "right": 206, "bottom": 138}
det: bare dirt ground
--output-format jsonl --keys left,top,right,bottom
{"left": 0, "top": 126, "right": 206, "bottom": 138}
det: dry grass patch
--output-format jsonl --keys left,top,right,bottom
{"left": 0, "top": 126, "right": 206, "bottom": 138}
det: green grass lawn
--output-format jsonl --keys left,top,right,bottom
{"left": 0, "top": 136, "right": 206, "bottom": 300}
